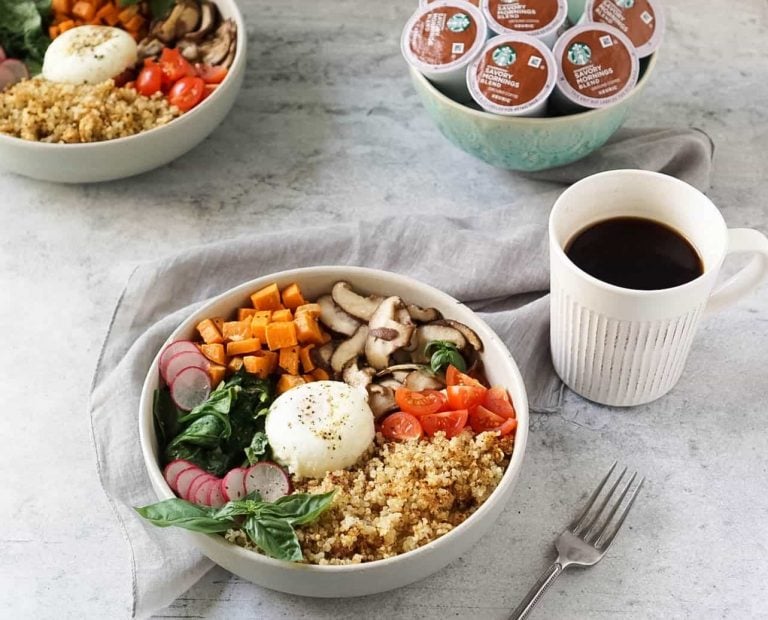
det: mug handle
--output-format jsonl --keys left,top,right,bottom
{"left": 706, "top": 228, "right": 768, "bottom": 314}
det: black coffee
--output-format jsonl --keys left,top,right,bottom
{"left": 565, "top": 216, "right": 704, "bottom": 290}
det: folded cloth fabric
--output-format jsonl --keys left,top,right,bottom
{"left": 88, "top": 127, "right": 713, "bottom": 617}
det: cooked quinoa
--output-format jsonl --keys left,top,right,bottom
{"left": 225, "top": 431, "right": 514, "bottom": 564}
{"left": 0, "top": 77, "right": 179, "bottom": 143}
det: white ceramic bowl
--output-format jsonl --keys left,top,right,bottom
{"left": 138, "top": 266, "right": 529, "bottom": 597}
{"left": 0, "top": 0, "right": 245, "bottom": 183}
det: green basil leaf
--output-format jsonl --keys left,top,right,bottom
{"left": 211, "top": 496, "right": 264, "bottom": 519}
{"left": 243, "top": 515, "right": 302, "bottom": 562}
{"left": 134, "top": 499, "right": 235, "bottom": 533}
{"left": 263, "top": 491, "right": 335, "bottom": 525}
{"left": 244, "top": 432, "right": 269, "bottom": 465}
{"left": 426, "top": 340, "right": 467, "bottom": 373}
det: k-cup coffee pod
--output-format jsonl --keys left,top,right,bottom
{"left": 583, "top": 0, "right": 664, "bottom": 58}
{"left": 552, "top": 23, "right": 639, "bottom": 110}
{"left": 481, "top": 0, "right": 568, "bottom": 48}
{"left": 420, "top": 0, "right": 481, "bottom": 7}
{"left": 467, "top": 34, "right": 557, "bottom": 116}
{"left": 402, "top": 0, "right": 488, "bottom": 102}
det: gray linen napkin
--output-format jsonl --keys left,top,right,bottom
{"left": 88, "top": 128, "right": 713, "bottom": 617}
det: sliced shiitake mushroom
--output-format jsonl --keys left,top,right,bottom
{"left": 331, "top": 281, "right": 384, "bottom": 321}
{"left": 183, "top": 1, "right": 219, "bottom": 42}
{"left": 432, "top": 319, "right": 483, "bottom": 352}
{"left": 367, "top": 384, "right": 397, "bottom": 418}
{"left": 198, "top": 19, "right": 234, "bottom": 66}
{"left": 342, "top": 359, "right": 375, "bottom": 390}
{"left": 375, "top": 363, "right": 429, "bottom": 377}
{"left": 404, "top": 370, "right": 444, "bottom": 391}
{"left": 406, "top": 304, "right": 442, "bottom": 323}
{"left": 364, "top": 297, "right": 414, "bottom": 370}
{"left": 330, "top": 325, "right": 369, "bottom": 373}
{"left": 155, "top": 1, "right": 201, "bottom": 44}
{"left": 137, "top": 37, "right": 164, "bottom": 60}
{"left": 310, "top": 341, "right": 334, "bottom": 372}
{"left": 377, "top": 378, "right": 403, "bottom": 391}
{"left": 317, "top": 294, "right": 360, "bottom": 336}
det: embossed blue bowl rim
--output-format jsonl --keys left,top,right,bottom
{"left": 410, "top": 51, "right": 658, "bottom": 124}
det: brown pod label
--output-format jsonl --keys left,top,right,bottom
{"left": 476, "top": 41, "right": 550, "bottom": 107}
{"left": 486, "top": 0, "right": 560, "bottom": 32}
{"left": 409, "top": 7, "right": 479, "bottom": 66}
{"left": 590, "top": 0, "right": 658, "bottom": 52}
{"left": 560, "top": 29, "right": 633, "bottom": 101}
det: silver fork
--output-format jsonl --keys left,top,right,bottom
{"left": 510, "top": 463, "right": 644, "bottom": 620}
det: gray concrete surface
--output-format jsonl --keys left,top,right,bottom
{"left": 1, "top": 0, "right": 767, "bottom": 618}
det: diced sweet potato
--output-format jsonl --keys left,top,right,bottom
{"left": 243, "top": 351, "right": 277, "bottom": 378}
{"left": 208, "top": 364, "right": 226, "bottom": 388}
{"left": 199, "top": 343, "right": 226, "bottom": 365}
{"left": 197, "top": 318, "right": 224, "bottom": 345}
{"left": 299, "top": 345, "right": 315, "bottom": 373}
{"left": 294, "top": 312, "right": 325, "bottom": 345}
{"left": 238, "top": 308, "right": 258, "bottom": 321}
{"left": 302, "top": 374, "right": 315, "bottom": 383}
{"left": 271, "top": 308, "right": 293, "bottom": 323}
{"left": 279, "top": 345, "right": 300, "bottom": 376}
{"left": 211, "top": 317, "right": 226, "bottom": 332}
{"left": 265, "top": 321, "right": 298, "bottom": 351}
{"left": 222, "top": 320, "right": 251, "bottom": 342}
{"left": 249, "top": 311, "right": 272, "bottom": 341}
{"left": 295, "top": 303, "right": 321, "bottom": 318}
{"left": 311, "top": 368, "right": 330, "bottom": 381}
{"left": 226, "top": 338, "right": 262, "bottom": 356}
{"left": 251, "top": 283, "right": 282, "bottom": 311}
{"left": 277, "top": 374, "right": 306, "bottom": 394}
{"left": 227, "top": 356, "right": 244, "bottom": 373}
{"left": 281, "top": 283, "right": 306, "bottom": 310}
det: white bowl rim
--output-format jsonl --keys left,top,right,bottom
{"left": 411, "top": 49, "right": 658, "bottom": 125}
{"left": 0, "top": 0, "right": 245, "bottom": 151}
{"left": 138, "top": 265, "right": 530, "bottom": 574}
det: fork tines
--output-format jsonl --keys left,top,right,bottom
{"left": 570, "top": 462, "right": 644, "bottom": 551}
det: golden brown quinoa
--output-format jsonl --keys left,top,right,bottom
{"left": 0, "top": 77, "right": 179, "bottom": 143}
{"left": 225, "top": 431, "right": 514, "bottom": 564}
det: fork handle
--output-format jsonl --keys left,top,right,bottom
{"left": 509, "top": 562, "right": 564, "bottom": 620}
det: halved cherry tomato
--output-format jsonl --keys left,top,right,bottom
{"left": 395, "top": 388, "right": 447, "bottom": 417}
{"left": 159, "top": 47, "right": 195, "bottom": 87}
{"left": 446, "top": 384, "right": 486, "bottom": 410}
{"left": 469, "top": 405, "right": 518, "bottom": 436}
{"left": 498, "top": 417, "right": 517, "bottom": 436}
{"left": 168, "top": 76, "right": 205, "bottom": 112}
{"left": 195, "top": 63, "right": 228, "bottom": 84}
{"left": 483, "top": 386, "right": 516, "bottom": 419}
{"left": 135, "top": 62, "right": 162, "bottom": 96}
{"left": 445, "top": 364, "right": 485, "bottom": 388}
{"left": 381, "top": 412, "right": 423, "bottom": 441}
{"left": 420, "top": 409, "right": 468, "bottom": 438}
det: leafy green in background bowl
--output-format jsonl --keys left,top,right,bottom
{"left": 410, "top": 53, "right": 658, "bottom": 172}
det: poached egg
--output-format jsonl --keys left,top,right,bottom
{"left": 42, "top": 26, "right": 137, "bottom": 85}
{"left": 265, "top": 381, "right": 375, "bottom": 478}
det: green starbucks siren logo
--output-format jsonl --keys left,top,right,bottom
{"left": 447, "top": 12, "right": 471, "bottom": 32}
{"left": 568, "top": 42, "right": 592, "bottom": 65}
{"left": 492, "top": 45, "right": 517, "bottom": 67}
{"left": 615, "top": 0, "right": 635, "bottom": 7}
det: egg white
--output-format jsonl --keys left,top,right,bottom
{"left": 265, "top": 381, "right": 375, "bottom": 479}
{"left": 42, "top": 26, "right": 138, "bottom": 85}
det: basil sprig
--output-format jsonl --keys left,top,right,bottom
{"left": 426, "top": 340, "right": 467, "bottom": 373}
{"left": 135, "top": 491, "right": 335, "bottom": 562}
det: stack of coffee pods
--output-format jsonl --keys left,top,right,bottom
{"left": 402, "top": 0, "right": 664, "bottom": 116}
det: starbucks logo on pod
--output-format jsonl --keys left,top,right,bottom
{"left": 614, "top": 0, "right": 635, "bottom": 7}
{"left": 447, "top": 12, "right": 471, "bottom": 32}
{"left": 492, "top": 45, "right": 517, "bottom": 67}
{"left": 567, "top": 42, "right": 592, "bottom": 65}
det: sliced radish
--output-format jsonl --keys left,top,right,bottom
{"left": 188, "top": 474, "right": 217, "bottom": 503}
{"left": 209, "top": 482, "right": 227, "bottom": 508}
{"left": 0, "top": 65, "right": 17, "bottom": 92}
{"left": 244, "top": 462, "right": 291, "bottom": 502}
{"left": 193, "top": 477, "right": 219, "bottom": 506}
{"left": 222, "top": 467, "right": 248, "bottom": 501}
{"left": 159, "top": 340, "right": 202, "bottom": 380}
{"left": 163, "top": 459, "right": 198, "bottom": 492}
{"left": 1, "top": 59, "right": 29, "bottom": 82}
{"left": 164, "top": 350, "right": 209, "bottom": 385}
{"left": 170, "top": 366, "right": 211, "bottom": 411}
{"left": 0, "top": 47, "right": 6, "bottom": 63}
{"left": 176, "top": 468, "right": 207, "bottom": 500}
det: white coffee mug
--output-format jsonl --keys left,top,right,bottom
{"left": 549, "top": 170, "right": 768, "bottom": 407}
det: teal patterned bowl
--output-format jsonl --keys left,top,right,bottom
{"left": 410, "top": 53, "right": 657, "bottom": 172}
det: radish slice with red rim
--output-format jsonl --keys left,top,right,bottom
{"left": 159, "top": 341, "right": 202, "bottom": 379}
{"left": 0, "top": 65, "right": 17, "bottom": 92}
{"left": 194, "top": 478, "right": 219, "bottom": 506}
{"left": 1, "top": 59, "right": 29, "bottom": 82}
{"left": 163, "top": 459, "right": 198, "bottom": 492}
{"left": 222, "top": 467, "right": 248, "bottom": 501}
{"left": 244, "top": 462, "right": 291, "bottom": 502}
{"left": 188, "top": 474, "right": 217, "bottom": 504}
{"left": 209, "top": 482, "right": 227, "bottom": 508}
{"left": 170, "top": 366, "right": 211, "bottom": 411}
{"left": 164, "top": 350, "right": 208, "bottom": 385}
{"left": 176, "top": 468, "right": 207, "bottom": 500}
